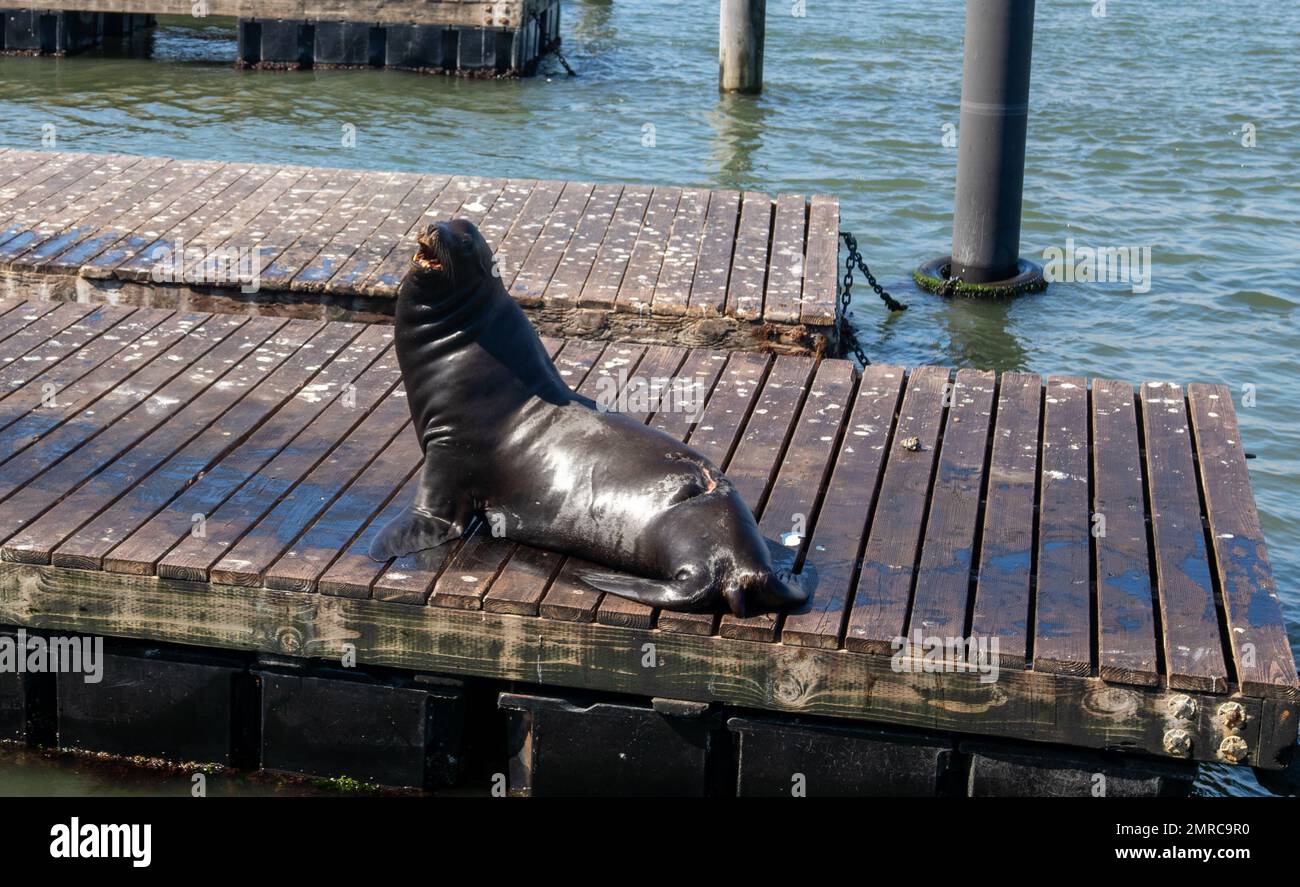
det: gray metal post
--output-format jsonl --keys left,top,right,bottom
{"left": 950, "top": 0, "right": 1036, "bottom": 283}
{"left": 719, "top": 0, "right": 765, "bottom": 94}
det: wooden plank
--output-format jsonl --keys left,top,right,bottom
{"left": 254, "top": 169, "right": 370, "bottom": 289}
{"left": 686, "top": 188, "right": 740, "bottom": 316}
{"left": 0, "top": 300, "right": 69, "bottom": 361}
{"left": 509, "top": 180, "right": 593, "bottom": 304}
{"left": 543, "top": 183, "right": 622, "bottom": 304}
{"left": 1188, "top": 384, "right": 1299, "bottom": 700}
{"left": 0, "top": 559, "right": 1276, "bottom": 768}
{"left": 0, "top": 153, "right": 95, "bottom": 234}
{"left": 727, "top": 192, "right": 773, "bottom": 320}
{"left": 0, "top": 308, "right": 168, "bottom": 440}
{"left": 615, "top": 187, "right": 681, "bottom": 315}
{"left": 0, "top": 155, "right": 154, "bottom": 266}
{"left": 72, "top": 160, "right": 230, "bottom": 277}
{"left": 39, "top": 159, "right": 214, "bottom": 274}
{"left": 158, "top": 345, "right": 404, "bottom": 582}
{"left": 472, "top": 340, "right": 623, "bottom": 615}
{"left": 0, "top": 316, "right": 283, "bottom": 550}
{"left": 844, "top": 365, "right": 950, "bottom": 654}
{"left": 650, "top": 188, "right": 710, "bottom": 317}
{"left": 1, "top": 320, "right": 322, "bottom": 566}
{"left": 802, "top": 194, "right": 840, "bottom": 326}
{"left": 288, "top": 172, "right": 418, "bottom": 292}
{"left": 904, "top": 369, "right": 997, "bottom": 645}
{"left": 474, "top": 179, "right": 535, "bottom": 252}
{"left": 265, "top": 428, "right": 418, "bottom": 593}
{"left": 111, "top": 162, "right": 280, "bottom": 281}
{"left": 548, "top": 344, "right": 692, "bottom": 627}
{"left": 495, "top": 180, "right": 565, "bottom": 290}
{"left": 782, "top": 365, "right": 905, "bottom": 648}
{"left": 719, "top": 358, "right": 857, "bottom": 641}
{"left": 0, "top": 304, "right": 121, "bottom": 399}
{"left": 763, "top": 193, "right": 807, "bottom": 324}
{"left": 1092, "top": 379, "right": 1160, "bottom": 687}
{"left": 1140, "top": 382, "right": 1230, "bottom": 693}
{"left": 52, "top": 321, "right": 360, "bottom": 570}
{"left": 578, "top": 185, "right": 651, "bottom": 310}
{"left": 1032, "top": 375, "right": 1093, "bottom": 677}
{"left": 0, "top": 151, "right": 63, "bottom": 196}
{"left": 656, "top": 351, "right": 771, "bottom": 636}
{"left": 969, "top": 372, "right": 1041, "bottom": 668}
{"left": 0, "top": 313, "right": 235, "bottom": 503}
{"left": 99, "top": 324, "right": 389, "bottom": 576}
{"left": 177, "top": 166, "right": 309, "bottom": 285}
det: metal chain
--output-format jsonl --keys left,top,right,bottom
{"left": 838, "top": 231, "right": 907, "bottom": 366}
{"left": 530, "top": 11, "right": 576, "bottom": 75}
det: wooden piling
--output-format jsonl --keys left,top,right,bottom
{"left": 719, "top": 0, "right": 765, "bottom": 94}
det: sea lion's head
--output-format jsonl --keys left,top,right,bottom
{"left": 405, "top": 218, "right": 495, "bottom": 298}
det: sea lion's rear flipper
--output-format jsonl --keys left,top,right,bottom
{"left": 578, "top": 569, "right": 715, "bottom": 611}
{"left": 368, "top": 507, "right": 461, "bottom": 561}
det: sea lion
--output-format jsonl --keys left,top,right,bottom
{"left": 368, "top": 219, "right": 806, "bottom": 616}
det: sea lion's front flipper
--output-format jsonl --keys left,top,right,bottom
{"left": 578, "top": 569, "right": 715, "bottom": 611}
{"left": 368, "top": 506, "right": 461, "bottom": 561}
{"left": 368, "top": 451, "right": 467, "bottom": 561}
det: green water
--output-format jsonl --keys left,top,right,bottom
{"left": 0, "top": 2, "right": 1296, "bottom": 797}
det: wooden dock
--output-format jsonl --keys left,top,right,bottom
{"left": 0, "top": 2, "right": 561, "bottom": 74}
{"left": 0, "top": 298, "right": 1293, "bottom": 771}
{"left": 0, "top": 150, "right": 840, "bottom": 355}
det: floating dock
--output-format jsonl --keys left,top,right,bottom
{"left": 0, "top": 150, "right": 841, "bottom": 355}
{"left": 0, "top": 299, "right": 1294, "bottom": 794}
{"left": 0, "top": 2, "right": 561, "bottom": 74}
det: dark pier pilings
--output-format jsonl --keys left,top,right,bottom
{"left": 0, "top": 9, "right": 154, "bottom": 56}
{"left": 916, "top": 0, "right": 1047, "bottom": 296}
{"left": 719, "top": 0, "right": 765, "bottom": 94}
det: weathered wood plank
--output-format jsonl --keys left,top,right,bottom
{"left": 100, "top": 324, "right": 388, "bottom": 576}
{"left": 510, "top": 180, "right": 593, "bottom": 305}
{"left": 802, "top": 195, "right": 840, "bottom": 326}
{"left": 0, "top": 316, "right": 282, "bottom": 551}
{"left": 969, "top": 372, "right": 1040, "bottom": 668}
{"left": 257, "top": 170, "right": 373, "bottom": 289}
{"left": 1187, "top": 384, "right": 1299, "bottom": 700}
{"left": 151, "top": 337, "right": 400, "bottom": 581}
{"left": 50, "top": 322, "right": 359, "bottom": 571}
{"left": 616, "top": 187, "right": 681, "bottom": 315}
{"left": 578, "top": 185, "right": 651, "bottom": 311}
{"left": 0, "top": 561, "right": 1278, "bottom": 768}
{"left": 495, "top": 179, "right": 565, "bottom": 291}
{"left": 1141, "top": 382, "right": 1230, "bottom": 693}
{"left": 650, "top": 188, "right": 710, "bottom": 317}
{"left": 727, "top": 192, "right": 773, "bottom": 320}
{"left": 289, "top": 172, "right": 418, "bottom": 292}
{"left": 543, "top": 183, "right": 622, "bottom": 306}
{"left": 0, "top": 308, "right": 173, "bottom": 443}
{"left": 844, "top": 365, "right": 950, "bottom": 654}
{"left": 687, "top": 189, "right": 740, "bottom": 316}
{"left": 720, "top": 359, "right": 856, "bottom": 642}
{"left": 1033, "top": 375, "right": 1092, "bottom": 677}
{"left": 13, "top": 1, "right": 535, "bottom": 28}
{"left": 763, "top": 193, "right": 807, "bottom": 324}
{"left": 2, "top": 320, "right": 320, "bottom": 566}
{"left": 1092, "top": 379, "right": 1160, "bottom": 687}
{"left": 782, "top": 365, "right": 904, "bottom": 648}
{"left": 905, "top": 369, "right": 996, "bottom": 645}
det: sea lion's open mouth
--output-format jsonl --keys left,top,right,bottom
{"left": 413, "top": 240, "right": 444, "bottom": 273}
